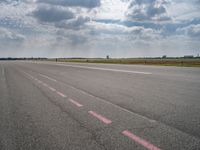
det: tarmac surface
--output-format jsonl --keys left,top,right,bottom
{"left": 0, "top": 61, "right": 200, "bottom": 150}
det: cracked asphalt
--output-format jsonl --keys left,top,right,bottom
{"left": 0, "top": 61, "right": 200, "bottom": 150}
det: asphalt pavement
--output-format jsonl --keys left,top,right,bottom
{"left": 0, "top": 61, "right": 200, "bottom": 150}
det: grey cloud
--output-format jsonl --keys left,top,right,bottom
{"left": 0, "top": 27, "right": 25, "bottom": 41}
{"left": 55, "top": 16, "right": 90, "bottom": 30}
{"left": 56, "top": 29, "right": 88, "bottom": 46}
{"left": 0, "top": 17, "right": 26, "bottom": 30}
{"left": 0, "top": 0, "right": 13, "bottom": 3}
{"left": 0, "top": 0, "right": 7, "bottom": 2}
{"left": 147, "top": 5, "right": 165, "bottom": 17}
{"left": 69, "top": 34, "right": 87, "bottom": 45}
{"left": 127, "top": 0, "right": 171, "bottom": 22}
{"left": 88, "top": 22, "right": 160, "bottom": 41}
{"left": 129, "top": 0, "right": 156, "bottom": 6}
{"left": 33, "top": 5, "right": 75, "bottom": 22}
{"left": 0, "top": 0, "right": 36, "bottom": 4}
{"left": 37, "top": 0, "right": 101, "bottom": 8}
{"left": 0, "top": 27, "right": 25, "bottom": 50}
{"left": 177, "top": 24, "right": 200, "bottom": 38}
{"left": 0, "top": 0, "right": 27, "bottom": 5}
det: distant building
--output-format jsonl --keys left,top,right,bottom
{"left": 106, "top": 55, "right": 110, "bottom": 59}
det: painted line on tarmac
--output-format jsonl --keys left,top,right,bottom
{"left": 69, "top": 98, "right": 83, "bottom": 107}
{"left": 22, "top": 71, "right": 35, "bottom": 79}
{"left": 33, "top": 73, "right": 156, "bottom": 123}
{"left": 56, "top": 91, "right": 67, "bottom": 98}
{"left": 48, "top": 86, "right": 56, "bottom": 92}
{"left": 122, "top": 130, "right": 161, "bottom": 150}
{"left": 42, "top": 83, "right": 48, "bottom": 87}
{"left": 34, "top": 78, "right": 39, "bottom": 82}
{"left": 89, "top": 111, "right": 112, "bottom": 124}
{"left": 23, "top": 70, "right": 161, "bottom": 149}
{"left": 22, "top": 71, "right": 67, "bottom": 99}
{"left": 54, "top": 64, "right": 152, "bottom": 75}
{"left": 37, "top": 80, "right": 43, "bottom": 84}
{"left": 39, "top": 73, "right": 57, "bottom": 82}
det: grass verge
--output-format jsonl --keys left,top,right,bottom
{"left": 48, "top": 58, "right": 200, "bottom": 67}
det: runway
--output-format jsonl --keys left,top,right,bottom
{"left": 0, "top": 61, "right": 200, "bottom": 150}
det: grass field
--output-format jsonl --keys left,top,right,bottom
{"left": 49, "top": 58, "right": 200, "bottom": 67}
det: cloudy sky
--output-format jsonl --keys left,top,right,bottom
{"left": 0, "top": 0, "right": 200, "bottom": 57}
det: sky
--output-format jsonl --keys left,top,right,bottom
{"left": 0, "top": 0, "right": 200, "bottom": 58}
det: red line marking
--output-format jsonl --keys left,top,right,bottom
{"left": 56, "top": 91, "right": 67, "bottom": 98}
{"left": 88, "top": 111, "right": 112, "bottom": 124}
{"left": 69, "top": 98, "right": 83, "bottom": 107}
{"left": 122, "top": 130, "right": 161, "bottom": 150}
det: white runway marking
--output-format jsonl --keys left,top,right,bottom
{"left": 37, "top": 80, "right": 43, "bottom": 84}
{"left": 69, "top": 98, "right": 83, "bottom": 107}
{"left": 49, "top": 86, "right": 56, "bottom": 92}
{"left": 56, "top": 91, "right": 67, "bottom": 98}
{"left": 51, "top": 63, "right": 152, "bottom": 75}
{"left": 61, "top": 64, "right": 152, "bottom": 75}
{"left": 22, "top": 71, "right": 35, "bottom": 79}
{"left": 39, "top": 74, "right": 57, "bottom": 82}
{"left": 42, "top": 83, "right": 48, "bottom": 87}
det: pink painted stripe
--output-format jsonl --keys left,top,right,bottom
{"left": 122, "top": 130, "right": 161, "bottom": 150}
{"left": 69, "top": 99, "right": 83, "bottom": 107}
{"left": 49, "top": 87, "right": 56, "bottom": 92}
{"left": 88, "top": 111, "right": 112, "bottom": 124}
{"left": 56, "top": 91, "right": 67, "bottom": 98}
